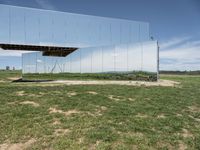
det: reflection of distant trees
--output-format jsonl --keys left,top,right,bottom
{"left": 6, "top": 66, "right": 10, "bottom": 70}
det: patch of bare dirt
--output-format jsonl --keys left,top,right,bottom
{"left": 178, "top": 141, "right": 187, "bottom": 150}
{"left": 95, "top": 106, "right": 107, "bottom": 116}
{"left": 108, "top": 95, "right": 122, "bottom": 101}
{"left": 176, "top": 113, "right": 183, "bottom": 117}
{"left": 131, "top": 145, "right": 138, "bottom": 150}
{"left": 7, "top": 77, "right": 20, "bottom": 81}
{"left": 78, "top": 138, "right": 84, "bottom": 144}
{"left": 49, "top": 107, "right": 63, "bottom": 114}
{"left": 157, "top": 141, "right": 174, "bottom": 150}
{"left": 188, "top": 115, "right": 200, "bottom": 122}
{"left": 49, "top": 107, "right": 80, "bottom": 116}
{"left": 27, "top": 93, "right": 42, "bottom": 97}
{"left": 20, "top": 101, "right": 40, "bottom": 107}
{"left": 47, "top": 79, "right": 180, "bottom": 87}
{"left": 86, "top": 106, "right": 107, "bottom": 117}
{"left": 38, "top": 92, "right": 45, "bottom": 95}
{"left": 52, "top": 119, "right": 61, "bottom": 125}
{"left": 16, "top": 91, "right": 25, "bottom": 96}
{"left": 67, "top": 91, "right": 77, "bottom": 97}
{"left": 128, "top": 98, "right": 135, "bottom": 101}
{"left": 54, "top": 129, "right": 70, "bottom": 136}
{"left": 99, "top": 106, "right": 107, "bottom": 111}
{"left": 0, "top": 139, "right": 36, "bottom": 150}
{"left": 118, "top": 122, "right": 123, "bottom": 125}
{"left": 135, "top": 113, "right": 149, "bottom": 118}
{"left": 157, "top": 114, "right": 166, "bottom": 119}
{"left": 87, "top": 91, "right": 98, "bottom": 95}
{"left": 7, "top": 101, "right": 17, "bottom": 105}
{"left": 181, "top": 128, "right": 194, "bottom": 138}
{"left": 89, "top": 140, "right": 100, "bottom": 150}
{"left": 16, "top": 91, "right": 42, "bottom": 97}
{"left": 187, "top": 105, "right": 200, "bottom": 113}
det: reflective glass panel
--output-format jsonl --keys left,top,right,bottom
{"left": 10, "top": 7, "right": 25, "bottom": 44}
{"left": 0, "top": 5, "right": 10, "bottom": 43}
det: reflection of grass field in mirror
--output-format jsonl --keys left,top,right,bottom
{"left": 22, "top": 71, "right": 157, "bottom": 81}
{"left": 0, "top": 70, "right": 21, "bottom": 81}
{"left": 0, "top": 71, "right": 200, "bottom": 149}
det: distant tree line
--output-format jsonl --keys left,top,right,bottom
{"left": 160, "top": 70, "right": 200, "bottom": 75}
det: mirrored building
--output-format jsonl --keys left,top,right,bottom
{"left": 0, "top": 4, "right": 159, "bottom": 79}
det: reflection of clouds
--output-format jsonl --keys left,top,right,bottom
{"left": 25, "top": 65, "right": 35, "bottom": 68}
{"left": 0, "top": 49, "right": 33, "bottom": 57}
{"left": 160, "top": 36, "right": 191, "bottom": 50}
{"left": 23, "top": 41, "right": 158, "bottom": 73}
{"left": 160, "top": 37, "right": 200, "bottom": 71}
{"left": 35, "top": 0, "right": 57, "bottom": 10}
{"left": 37, "top": 59, "right": 42, "bottom": 63}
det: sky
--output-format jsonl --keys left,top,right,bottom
{"left": 0, "top": 0, "right": 199, "bottom": 71}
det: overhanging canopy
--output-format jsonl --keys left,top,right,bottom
{"left": 0, "top": 44, "right": 78, "bottom": 57}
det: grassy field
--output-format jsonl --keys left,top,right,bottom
{"left": 0, "top": 71, "right": 200, "bottom": 149}
{"left": 22, "top": 71, "right": 157, "bottom": 81}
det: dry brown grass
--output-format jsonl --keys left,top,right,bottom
{"left": 128, "top": 97, "right": 135, "bottom": 101}
{"left": 0, "top": 139, "right": 36, "bottom": 150}
{"left": 52, "top": 119, "right": 61, "bottom": 125}
{"left": 87, "top": 91, "right": 98, "bottom": 95}
{"left": 20, "top": 101, "right": 40, "bottom": 107}
{"left": 157, "top": 114, "right": 166, "bottom": 119}
{"left": 108, "top": 95, "right": 122, "bottom": 101}
{"left": 181, "top": 128, "right": 194, "bottom": 138}
{"left": 135, "top": 113, "right": 149, "bottom": 118}
{"left": 187, "top": 105, "right": 200, "bottom": 113}
{"left": 49, "top": 107, "right": 80, "bottom": 116}
{"left": 178, "top": 141, "right": 188, "bottom": 150}
{"left": 54, "top": 129, "right": 70, "bottom": 136}
{"left": 67, "top": 91, "right": 77, "bottom": 97}
{"left": 16, "top": 91, "right": 25, "bottom": 96}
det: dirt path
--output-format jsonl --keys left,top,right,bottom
{"left": 46, "top": 79, "right": 180, "bottom": 87}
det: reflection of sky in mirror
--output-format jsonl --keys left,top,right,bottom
{"left": 0, "top": 4, "right": 149, "bottom": 48}
{"left": 23, "top": 41, "right": 157, "bottom": 74}
{"left": 0, "top": 1, "right": 199, "bottom": 71}
{"left": 0, "top": 4, "right": 154, "bottom": 72}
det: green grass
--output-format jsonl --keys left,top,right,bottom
{"left": 22, "top": 71, "right": 157, "bottom": 81}
{"left": 0, "top": 71, "right": 200, "bottom": 149}
{"left": 0, "top": 70, "right": 21, "bottom": 81}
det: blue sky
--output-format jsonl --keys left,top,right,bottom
{"left": 0, "top": 0, "right": 199, "bottom": 70}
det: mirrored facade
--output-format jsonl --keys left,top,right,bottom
{"left": 0, "top": 4, "right": 158, "bottom": 76}
{"left": 23, "top": 41, "right": 158, "bottom": 74}
{"left": 0, "top": 4, "right": 149, "bottom": 47}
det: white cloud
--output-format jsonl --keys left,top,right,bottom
{"left": 160, "top": 37, "right": 200, "bottom": 71}
{"left": 0, "top": 49, "right": 34, "bottom": 57}
{"left": 34, "top": 0, "right": 57, "bottom": 10}
{"left": 37, "top": 59, "right": 43, "bottom": 63}
{"left": 160, "top": 36, "right": 191, "bottom": 50}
